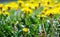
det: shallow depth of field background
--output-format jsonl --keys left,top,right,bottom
{"left": 0, "top": 0, "right": 60, "bottom": 37}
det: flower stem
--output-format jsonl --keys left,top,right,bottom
{"left": 42, "top": 17, "right": 46, "bottom": 37}
{"left": 50, "top": 17, "right": 54, "bottom": 37}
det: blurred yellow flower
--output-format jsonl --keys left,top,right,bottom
{"left": 42, "top": 0, "right": 56, "bottom": 7}
{"left": 0, "top": 4, "right": 3, "bottom": 10}
{"left": 33, "top": 2, "right": 39, "bottom": 9}
{"left": 3, "top": 3, "right": 13, "bottom": 11}
{"left": 0, "top": 10, "right": 2, "bottom": 14}
{"left": 29, "top": 0, "right": 35, "bottom": 3}
{"left": 42, "top": 7, "right": 49, "bottom": 13}
{"left": 9, "top": 2, "right": 18, "bottom": 10}
{"left": 41, "top": 12, "right": 46, "bottom": 17}
{"left": 45, "top": 9, "right": 55, "bottom": 17}
{"left": 22, "top": 28, "right": 29, "bottom": 32}
{"left": 21, "top": 7, "right": 32, "bottom": 14}
{"left": 3, "top": 11, "right": 10, "bottom": 16}
{"left": 24, "top": 2, "right": 32, "bottom": 9}
{"left": 18, "top": 1, "right": 25, "bottom": 8}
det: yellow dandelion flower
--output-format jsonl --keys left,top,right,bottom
{"left": 55, "top": 3, "right": 60, "bottom": 7}
{"left": 0, "top": 4, "right": 3, "bottom": 10}
{"left": 33, "top": 2, "right": 39, "bottom": 9}
{"left": 53, "top": 8, "right": 59, "bottom": 14}
{"left": 42, "top": 0, "right": 56, "bottom": 7}
{"left": 22, "top": 28, "right": 29, "bottom": 32}
{"left": 21, "top": 7, "right": 32, "bottom": 14}
{"left": 9, "top": 2, "right": 19, "bottom": 10}
{"left": 28, "top": 4, "right": 35, "bottom": 9}
{"left": 3, "top": 11, "right": 10, "bottom": 16}
{"left": 18, "top": 1, "right": 25, "bottom": 7}
{"left": 41, "top": 12, "right": 46, "bottom": 17}
{"left": 3, "top": 4, "right": 12, "bottom": 11}
{"left": 45, "top": 9, "right": 56, "bottom": 17}
{"left": 24, "top": 2, "right": 31, "bottom": 8}
{"left": 0, "top": 10, "right": 2, "bottom": 14}
{"left": 24, "top": 2, "right": 32, "bottom": 9}
{"left": 38, "top": 1, "right": 42, "bottom": 7}
{"left": 54, "top": 3, "right": 60, "bottom": 14}
{"left": 26, "top": 3, "right": 39, "bottom": 10}
{"left": 29, "top": 0, "right": 35, "bottom": 3}
{"left": 42, "top": 7, "right": 49, "bottom": 13}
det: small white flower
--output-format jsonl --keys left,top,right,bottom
{"left": 47, "top": 20, "right": 50, "bottom": 23}
{"left": 21, "top": 25, "right": 25, "bottom": 27}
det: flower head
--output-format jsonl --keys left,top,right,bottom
{"left": 22, "top": 28, "right": 29, "bottom": 32}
